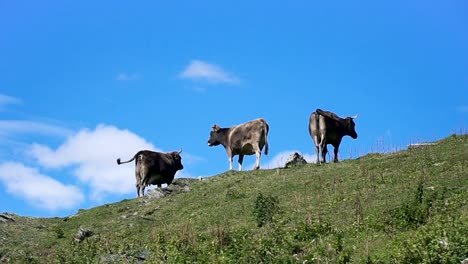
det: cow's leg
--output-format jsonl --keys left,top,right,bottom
{"left": 333, "top": 144, "right": 340, "bottom": 163}
{"left": 228, "top": 156, "right": 234, "bottom": 170}
{"left": 137, "top": 165, "right": 148, "bottom": 197}
{"left": 319, "top": 124, "right": 327, "bottom": 163}
{"left": 136, "top": 183, "right": 140, "bottom": 197}
{"left": 225, "top": 149, "right": 234, "bottom": 170}
{"left": 333, "top": 148, "right": 339, "bottom": 162}
{"left": 253, "top": 146, "right": 261, "bottom": 170}
{"left": 135, "top": 168, "right": 141, "bottom": 197}
{"left": 316, "top": 145, "right": 321, "bottom": 164}
{"left": 313, "top": 136, "right": 320, "bottom": 164}
{"left": 238, "top": 154, "right": 244, "bottom": 171}
{"left": 254, "top": 152, "right": 261, "bottom": 170}
{"left": 136, "top": 177, "right": 144, "bottom": 198}
{"left": 319, "top": 138, "right": 327, "bottom": 163}
{"left": 321, "top": 144, "right": 328, "bottom": 163}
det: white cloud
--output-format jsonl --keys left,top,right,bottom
{"left": 0, "top": 162, "right": 84, "bottom": 211}
{"left": 29, "top": 125, "right": 159, "bottom": 198}
{"left": 117, "top": 73, "right": 141, "bottom": 81}
{"left": 0, "top": 94, "right": 21, "bottom": 110}
{"left": 261, "top": 150, "right": 317, "bottom": 169}
{"left": 179, "top": 60, "right": 240, "bottom": 84}
{"left": 0, "top": 120, "right": 73, "bottom": 138}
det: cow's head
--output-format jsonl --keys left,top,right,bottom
{"left": 345, "top": 116, "right": 358, "bottom": 139}
{"left": 207, "top": 124, "right": 222, "bottom": 146}
{"left": 171, "top": 148, "right": 184, "bottom": 170}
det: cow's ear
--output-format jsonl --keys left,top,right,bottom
{"left": 212, "top": 124, "right": 220, "bottom": 132}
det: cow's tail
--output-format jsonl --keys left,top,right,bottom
{"left": 116, "top": 152, "right": 139, "bottom": 165}
{"left": 264, "top": 121, "right": 269, "bottom": 155}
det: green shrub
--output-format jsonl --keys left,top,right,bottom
{"left": 52, "top": 225, "right": 65, "bottom": 239}
{"left": 383, "top": 181, "right": 447, "bottom": 231}
{"left": 391, "top": 215, "right": 468, "bottom": 263}
{"left": 293, "top": 220, "right": 332, "bottom": 241}
{"left": 253, "top": 193, "right": 281, "bottom": 227}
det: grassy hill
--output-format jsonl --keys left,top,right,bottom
{"left": 1, "top": 134, "right": 467, "bottom": 263}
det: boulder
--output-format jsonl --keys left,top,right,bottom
{"left": 74, "top": 226, "right": 93, "bottom": 243}
{"left": 145, "top": 178, "right": 197, "bottom": 200}
{"left": 284, "top": 152, "right": 307, "bottom": 168}
{"left": 0, "top": 213, "right": 15, "bottom": 223}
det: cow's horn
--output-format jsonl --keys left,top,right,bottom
{"left": 212, "top": 124, "right": 220, "bottom": 131}
{"left": 178, "top": 148, "right": 183, "bottom": 154}
{"left": 351, "top": 114, "right": 359, "bottom": 119}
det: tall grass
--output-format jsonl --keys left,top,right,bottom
{"left": 0, "top": 134, "right": 466, "bottom": 263}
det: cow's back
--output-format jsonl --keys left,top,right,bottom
{"left": 139, "top": 151, "right": 178, "bottom": 184}
{"left": 229, "top": 118, "right": 268, "bottom": 155}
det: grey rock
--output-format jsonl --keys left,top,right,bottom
{"left": 284, "top": 152, "right": 307, "bottom": 168}
{"left": 137, "top": 249, "right": 150, "bottom": 260}
{"left": 100, "top": 249, "right": 150, "bottom": 264}
{"left": 145, "top": 178, "right": 197, "bottom": 200}
{"left": 100, "top": 254, "right": 121, "bottom": 263}
{"left": 74, "top": 226, "right": 93, "bottom": 243}
{"left": 0, "top": 213, "right": 15, "bottom": 223}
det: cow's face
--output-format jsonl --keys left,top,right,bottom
{"left": 208, "top": 130, "right": 221, "bottom": 146}
{"left": 346, "top": 118, "right": 358, "bottom": 139}
{"left": 207, "top": 124, "right": 222, "bottom": 146}
{"left": 171, "top": 152, "right": 184, "bottom": 170}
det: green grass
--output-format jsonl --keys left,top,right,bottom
{"left": 1, "top": 134, "right": 467, "bottom": 263}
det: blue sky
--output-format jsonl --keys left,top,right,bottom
{"left": 0, "top": 1, "right": 466, "bottom": 217}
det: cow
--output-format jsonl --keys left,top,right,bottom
{"left": 308, "top": 109, "right": 358, "bottom": 164}
{"left": 116, "top": 149, "right": 183, "bottom": 197}
{"left": 207, "top": 118, "right": 269, "bottom": 171}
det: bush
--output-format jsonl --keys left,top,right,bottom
{"left": 293, "top": 220, "right": 332, "bottom": 241}
{"left": 383, "top": 181, "right": 447, "bottom": 231}
{"left": 53, "top": 225, "right": 65, "bottom": 239}
{"left": 392, "top": 215, "right": 468, "bottom": 263}
{"left": 253, "top": 193, "right": 281, "bottom": 227}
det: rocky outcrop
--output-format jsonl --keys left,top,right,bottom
{"left": 284, "top": 152, "right": 307, "bottom": 168}
{"left": 145, "top": 178, "right": 197, "bottom": 201}
{"left": 74, "top": 226, "right": 93, "bottom": 243}
{"left": 0, "top": 213, "right": 15, "bottom": 223}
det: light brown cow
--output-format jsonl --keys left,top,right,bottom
{"left": 207, "top": 118, "right": 269, "bottom": 171}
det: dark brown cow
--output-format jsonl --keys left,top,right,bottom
{"left": 308, "top": 109, "right": 358, "bottom": 163}
{"left": 208, "top": 118, "right": 269, "bottom": 171}
{"left": 117, "top": 149, "right": 183, "bottom": 197}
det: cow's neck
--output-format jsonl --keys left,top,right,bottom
{"left": 217, "top": 128, "right": 232, "bottom": 148}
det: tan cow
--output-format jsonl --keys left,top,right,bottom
{"left": 207, "top": 118, "right": 269, "bottom": 171}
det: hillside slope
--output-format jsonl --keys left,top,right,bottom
{"left": 1, "top": 134, "right": 467, "bottom": 263}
